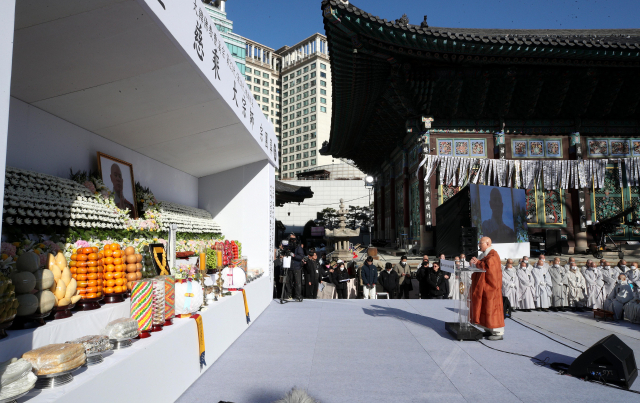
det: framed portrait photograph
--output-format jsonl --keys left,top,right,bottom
{"left": 97, "top": 152, "right": 138, "bottom": 219}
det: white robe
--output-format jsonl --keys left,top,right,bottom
{"left": 502, "top": 267, "right": 519, "bottom": 309}
{"left": 566, "top": 268, "right": 586, "bottom": 307}
{"left": 599, "top": 266, "right": 621, "bottom": 297}
{"left": 548, "top": 265, "right": 568, "bottom": 307}
{"left": 531, "top": 266, "right": 552, "bottom": 309}
{"left": 603, "top": 282, "right": 634, "bottom": 319}
{"left": 623, "top": 290, "right": 640, "bottom": 323}
{"left": 625, "top": 268, "right": 640, "bottom": 288}
{"left": 583, "top": 268, "right": 604, "bottom": 309}
{"left": 517, "top": 267, "right": 535, "bottom": 309}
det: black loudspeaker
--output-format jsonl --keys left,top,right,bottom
{"left": 460, "top": 227, "right": 477, "bottom": 259}
{"left": 546, "top": 229, "right": 561, "bottom": 254}
{"left": 568, "top": 334, "right": 637, "bottom": 389}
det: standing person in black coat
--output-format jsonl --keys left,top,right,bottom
{"left": 304, "top": 249, "right": 320, "bottom": 299}
{"left": 426, "top": 262, "right": 447, "bottom": 299}
{"left": 332, "top": 261, "right": 350, "bottom": 299}
{"left": 273, "top": 252, "right": 284, "bottom": 299}
{"left": 379, "top": 262, "right": 400, "bottom": 299}
{"left": 416, "top": 261, "right": 431, "bottom": 299}
{"left": 287, "top": 235, "right": 306, "bottom": 302}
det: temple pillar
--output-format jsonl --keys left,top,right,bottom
{"left": 421, "top": 128, "right": 434, "bottom": 252}
{"left": 373, "top": 184, "right": 379, "bottom": 240}
{"left": 572, "top": 132, "right": 588, "bottom": 254}
{"left": 389, "top": 172, "right": 396, "bottom": 242}
{"left": 402, "top": 150, "right": 410, "bottom": 240}
{"left": 380, "top": 182, "right": 386, "bottom": 240}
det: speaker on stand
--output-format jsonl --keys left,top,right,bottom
{"left": 568, "top": 334, "right": 637, "bottom": 389}
{"left": 460, "top": 227, "right": 478, "bottom": 260}
{"left": 546, "top": 228, "right": 561, "bottom": 256}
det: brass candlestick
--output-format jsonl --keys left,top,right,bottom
{"left": 215, "top": 268, "right": 225, "bottom": 300}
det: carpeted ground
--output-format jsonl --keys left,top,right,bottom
{"left": 176, "top": 299, "right": 640, "bottom": 403}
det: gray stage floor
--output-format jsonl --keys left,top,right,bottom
{"left": 176, "top": 299, "right": 640, "bottom": 403}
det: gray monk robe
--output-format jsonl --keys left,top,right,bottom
{"left": 502, "top": 267, "right": 519, "bottom": 309}
{"left": 599, "top": 266, "right": 621, "bottom": 298}
{"left": 548, "top": 264, "right": 568, "bottom": 307}
{"left": 626, "top": 267, "right": 640, "bottom": 288}
{"left": 623, "top": 289, "right": 640, "bottom": 324}
{"left": 584, "top": 267, "right": 604, "bottom": 309}
{"left": 603, "top": 282, "right": 634, "bottom": 320}
{"left": 517, "top": 266, "right": 535, "bottom": 310}
{"left": 566, "top": 268, "right": 586, "bottom": 307}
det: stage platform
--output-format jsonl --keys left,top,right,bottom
{"left": 177, "top": 299, "right": 640, "bottom": 403}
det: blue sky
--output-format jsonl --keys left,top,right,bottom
{"left": 230, "top": 0, "right": 640, "bottom": 50}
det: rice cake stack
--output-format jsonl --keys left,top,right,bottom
{"left": 22, "top": 344, "right": 85, "bottom": 376}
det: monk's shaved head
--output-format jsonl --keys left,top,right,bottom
{"left": 479, "top": 237, "right": 492, "bottom": 252}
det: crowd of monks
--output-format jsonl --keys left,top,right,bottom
{"left": 501, "top": 254, "right": 640, "bottom": 322}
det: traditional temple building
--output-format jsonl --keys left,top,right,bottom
{"left": 320, "top": 0, "right": 640, "bottom": 254}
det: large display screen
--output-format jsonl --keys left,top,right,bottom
{"left": 470, "top": 184, "right": 528, "bottom": 244}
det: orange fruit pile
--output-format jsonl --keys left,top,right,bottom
{"left": 70, "top": 246, "right": 103, "bottom": 299}
{"left": 102, "top": 244, "right": 143, "bottom": 294}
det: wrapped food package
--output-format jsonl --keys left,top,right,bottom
{"left": 175, "top": 280, "right": 203, "bottom": 315}
{"left": 66, "top": 335, "right": 111, "bottom": 355}
{"left": 101, "top": 318, "right": 139, "bottom": 340}
{"left": 130, "top": 280, "right": 153, "bottom": 332}
{"left": 0, "top": 372, "right": 37, "bottom": 400}
{"left": 157, "top": 275, "right": 175, "bottom": 321}
{"left": 22, "top": 343, "right": 86, "bottom": 376}
{"left": 0, "top": 358, "right": 32, "bottom": 386}
{"left": 151, "top": 278, "right": 165, "bottom": 326}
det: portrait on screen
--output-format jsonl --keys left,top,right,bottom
{"left": 97, "top": 152, "right": 138, "bottom": 219}
{"left": 470, "top": 184, "right": 528, "bottom": 244}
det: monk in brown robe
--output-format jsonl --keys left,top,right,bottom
{"left": 469, "top": 237, "right": 505, "bottom": 340}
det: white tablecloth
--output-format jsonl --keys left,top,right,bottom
{"left": 0, "top": 302, "right": 131, "bottom": 363}
{"left": 7, "top": 276, "right": 272, "bottom": 403}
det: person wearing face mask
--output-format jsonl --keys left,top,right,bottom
{"left": 566, "top": 262, "right": 586, "bottom": 311}
{"left": 394, "top": 256, "right": 412, "bottom": 299}
{"left": 425, "top": 262, "right": 447, "bottom": 299}
{"left": 502, "top": 259, "right": 519, "bottom": 311}
{"left": 603, "top": 274, "right": 634, "bottom": 320}
{"left": 318, "top": 261, "right": 336, "bottom": 299}
{"left": 538, "top": 254, "right": 549, "bottom": 271}
{"left": 584, "top": 261, "right": 604, "bottom": 310}
{"left": 626, "top": 262, "right": 640, "bottom": 289}
{"left": 520, "top": 256, "right": 532, "bottom": 271}
{"left": 360, "top": 256, "right": 378, "bottom": 300}
{"left": 599, "top": 260, "right": 619, "bottom": 301}
{"left": 332, "top": 261, "right": 350, "bottom": 299}
{"left": 517, "top": 260, "right": 535, "bottom": 311}
{"left": 581, "top": 259, "right": 593, "bottom": 278}
{"left": 617, "top": 259, "right": 628, "bottom": 275}
{"left": 549, "top": 257, "right": 568, "bottom": 312}
{"left": 531, "top": 259, "right": 551, "bottom": 311}
{"left": 379, "top": 262, "right": 399, "bottom": 298}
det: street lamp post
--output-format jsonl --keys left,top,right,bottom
{"left": 364, "top": 175, "right": 375, "bottom": 247}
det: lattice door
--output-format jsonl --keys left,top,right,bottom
{"left": 592, "top": 166, "right": 627, "bottom": 239}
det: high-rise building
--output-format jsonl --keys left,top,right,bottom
{"left": 276, "top": 34, "right": 332, "bottom": 180}
{"left": 244, "top": 38, "right": 282, "bottom": 165}
{"left": 203, "top": 0, "right": 246, "bottom": 76}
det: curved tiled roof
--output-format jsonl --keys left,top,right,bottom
{"left": 324, "top": 0, "right": 640, "bottom": 49}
